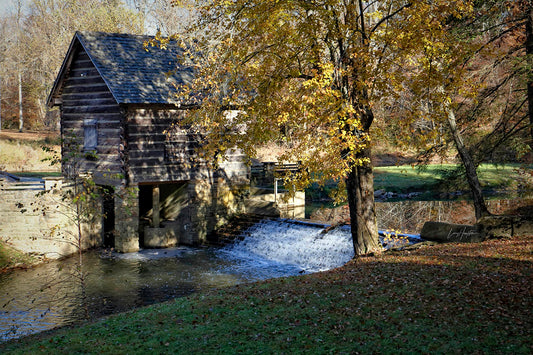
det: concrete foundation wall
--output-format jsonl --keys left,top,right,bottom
{"left": 0, "top": 180, "right": 102, "bottom": 259}
{"left": 0, "top": 169, "right": 250, "bottom": 255}
{"left": 247, "top": 189, "right": 306, "bottom": 219}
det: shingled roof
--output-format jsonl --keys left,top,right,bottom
{"left": 48, "top": 31, "right": 193, "bottom": 106}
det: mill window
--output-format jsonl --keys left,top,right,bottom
{"left": 83, "top": 119, "right": 97, "bottom": 151}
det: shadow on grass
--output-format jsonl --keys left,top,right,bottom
{"left": 1, "top": 236, "right": 531, "bottom": 354}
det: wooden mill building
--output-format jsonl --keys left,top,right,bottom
{"left": 47, "top": 31, "right": 249, "bottom": 252}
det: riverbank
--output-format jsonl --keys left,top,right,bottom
{"left": 0, "top": 241, "right": 37, "bottom": 272}
{"left": 1, "top": 195, "right": 530, "bottom": 272}
{"left": 1, "top": 234, "right": 531, "bottom": 354}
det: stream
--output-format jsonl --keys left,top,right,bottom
{"left": 2, "top": 193, "right": 529, "bottom": 342}
{"left": 1, "top": 219, "right": 380, "bottom": 342}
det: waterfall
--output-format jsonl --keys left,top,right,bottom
{"left": 220, "top": 219, "right": 421, "bottom": 274}
{"left": 220, "top": 219, "right": 354, "bottom": 273}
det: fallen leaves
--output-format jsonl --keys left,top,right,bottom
{"left": 2, "top": 235, "right": 532, "bottom": 354}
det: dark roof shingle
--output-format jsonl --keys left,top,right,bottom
{"left": 51, "top": 31, "right": 193, "bottom": 105}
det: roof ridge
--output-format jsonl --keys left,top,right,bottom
{"left": 76, "top": 31, "right": 179, "bottom": 42}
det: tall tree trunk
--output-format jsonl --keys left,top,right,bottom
{"left": 446, "top": 107, "right": 490, "bottom": 220}
{"left": 332, "top": 1, "right": 380, "bottom": 256}
{"left": 0, "top": 72, "right": 2, "bottom": 132}
{"left": 344, "top": 104, "right": 380, "bottom": 256}
{"left": 526, "top": 1, "right": 533, "bottom": 142}
{"left": 345, "top": 144, "right": 381, "bottom": 256}
{"left": 18, "top": 72, "right": 23, "bottom": 132}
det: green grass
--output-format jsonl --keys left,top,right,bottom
{"left": 14, "top": 172, "right": 62, "bottom": 178}
{"left": 2, "top": 235, "right": 531, "bottom": 354}
{"left": 474, "top": 164, "right": 530, "bottom": 189}
{"left": 305, "top": 163, "right": 530, "bottom": 204}
{"left": 374, "top": 165, "right": 443, "bottom": 192}
{"left": 374, "top": 163, "right": 530, "bottom": 193}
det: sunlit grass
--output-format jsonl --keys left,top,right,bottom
{"left": 0, "top": 140, "right": 59, "bottom": 173}
{"left": 374, "top": 163, "right": 530, "bottom": 193}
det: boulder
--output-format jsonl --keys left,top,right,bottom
{"left": 420, "top": 221, "right": 484, "bottom": 243}
{"left": 476, "top": 215, "right": 533, "bottom": 239}
{"left": 374, "top": 189, "right": 386, "bottom": 199}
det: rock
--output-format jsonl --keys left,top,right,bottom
{"left": 476, "top": 215, "right": 533, "bottom": 239}
{"left": 420, "top": 221, "right": 484, "bottom": 243}
{"left": 406, "top": 192, "right": 421, "bottom": 199}
{"left": 374, "top": 189, "right": 386, "bottom": 198}
{"left": 420, "top": 216, "right": 532, "bottom": 243}
{"left": 514, "top": 217, "right": 533, "bottom": 236}
{"left": 385, "top": 192, "right": 397, "bottom": 199}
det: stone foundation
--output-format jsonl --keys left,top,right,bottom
{"left": 144, "top": 225, "right": 179, "bottom": 248}
{"left": 0, "top": 169, "right": 251, "bottom": 256}
{"left": 0, "top": 180, "right": 101, "bottom": 259}
{"left": 114, "top": 186, "right": 139, "bottom": 253}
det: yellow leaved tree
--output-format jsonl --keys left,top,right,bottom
{"left": 169, "top": 0, "right": 475, "bottom": 256}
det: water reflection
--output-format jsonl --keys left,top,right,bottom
{"left": 2, "top": 196, "right": 530, "bottom": 341}
{"left": 0, "top": 246, "right": 302, "bottom": 342}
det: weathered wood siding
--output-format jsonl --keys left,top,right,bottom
{"left": 60, "top": 47, "right": 124, "bottom": 183}
{"left": 125, "top": 106, "right": 250, "bottom": 245}
{"left": 124, "top": 106, "right": 249, "bottom": 185}
{"left": 125, "top": 106, "right": 194, "bottom": 183}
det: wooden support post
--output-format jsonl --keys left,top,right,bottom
{"left": 293, "top": 184, "right": 296, "bottom": 205}
{"left": 153, "top": 184, "right": 160, "bottom": 228}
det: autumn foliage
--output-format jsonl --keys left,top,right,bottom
{"left": 168, "top": 0, "right": 490, "bottom": 255}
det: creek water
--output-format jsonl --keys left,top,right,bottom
{"left": 2, "top": 193, "right": 528, "bottom": 342}
{"left": 1, "top": 219, "right": 372, "bottom": 342}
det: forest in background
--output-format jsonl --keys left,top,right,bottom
{"left": 0, "top": 0, "right": 194, "bottom": 131}
{"left": 0, "top": 1, "right": 529, "bottom": 167}
{"left": 0, "top": 1, "right": 531, "bottom": 212}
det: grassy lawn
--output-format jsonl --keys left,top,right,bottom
{"left": 13, "top": 172, "right": 62, "bottom": 178}
{"left": 2, "top": 235, "right": 531, "bottom": 354}
{"left": 374, "top": 164, "right": 529, "bottom": 193}
{"left": 305, "top": 163, "right": 530, "bottom": 204}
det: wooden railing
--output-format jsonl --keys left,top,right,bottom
{"left": 250, "top": 162, "right": 303, "bottom": 204}
{"left": 251, "top": 162, "right": 300, "bottom": 186}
